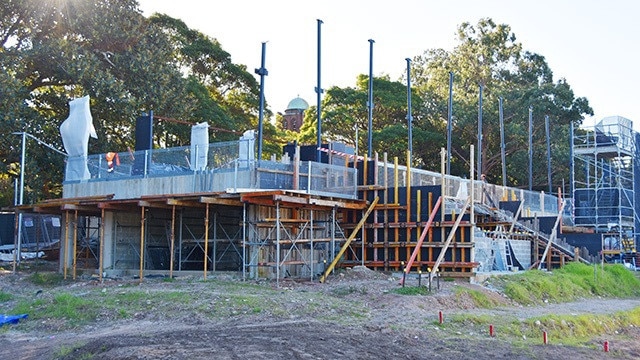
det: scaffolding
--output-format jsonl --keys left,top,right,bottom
{"left": 572, "top": 116, "right": 636, "bottom": 252}
{"left": 22, "top": 134, "right": 583, "bottom": 281}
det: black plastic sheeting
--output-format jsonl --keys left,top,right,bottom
{"left": 0, "top": 213, "right": 14, "bottom": 247}
{"left": 345, "top": 183, "right": 472, "bottom": 265}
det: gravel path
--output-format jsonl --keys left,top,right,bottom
{"left": 460, "top": 297, "right": 640, "bottom": 320}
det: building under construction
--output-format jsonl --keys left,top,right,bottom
{"left": 15, "top": 111, "right": 604, "bottom": 284}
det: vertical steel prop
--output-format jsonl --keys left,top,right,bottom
{"left": 477, "top": 84, "right": 483, "bottom": 179}
{"left": 545, "top": 115, "right": 552, "bottom": 194}
{"left": 367, "top": 39, "right": 375, "bottom": 158}
{"left": 316, "top": 19, "right": 324, "bottom": 162}
{"left": 446, "top": 72, "right": 453, "bottom": 175}
{"left": 406, "top": 58, "right": 413, "bottom": 158}
{"left": 255, "top": 42, "right": 268, "bottom": 162}
{"left": 499, "top": 97, "right": 506, "bottom": 187}
{"left": 528, "top": 106, "right": 533, "bottom": 191}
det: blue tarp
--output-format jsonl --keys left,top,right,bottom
{"left": 0, "top": 314, "right": 28, "bottom": 326}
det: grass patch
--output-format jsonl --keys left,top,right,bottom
{"left": 441, "top": 306, "right": 640, "bottom": 347}
{"left": 50, "top": 293, "right": 92, "bottom": 320}
{"left": 489, "top": 263, "right": 640, "bottom": 305}
{"left": 225, "top": 294, "right": 263, "bottom": 311}
{"left": 12, "top": 293, "right": 96, "bottom": 325}
{"left": 27, "top": 272, "right": 65, "bottom": 286}
{"left": 0, "top": 291, "right": 12, "bottom": 302}
{"left": 454, "top": 286, "right": 501, "bottom": 308}
{"left": 444, "top": 314, "right": 494, "bottom": 326}
{"left": 390, "top": 286, "right": 430, "bottom": 296}
{"left": 99, "top": 289, "right": 195, "bottom": 318}
{"left": 54, "top": 343, "right": 82, "bottom": 358}
{"left": 509, "top": 307, "right": 640, "bottom": 346}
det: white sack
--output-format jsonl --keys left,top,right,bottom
{"left": 190, "top": 122, "right": 209, "bottom": 170}
{"left": 59, "top": 96, "right": 97, "bottom": 181}
{"left": 239, "top": 129, "right": 255, "bottom": 164}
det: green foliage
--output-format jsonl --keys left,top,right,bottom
{"left": 50, "top": 293, "right": 94, "bottom": 321}
{"left": 446, "top": 313, "right": 493, "bottom": 326}
{"left": 27, "top": 272, "right": 65, "bottom": 286}
{"left": 519, "top": 307, "right": 640, "bottom": 345}
{"left": 494, "top": 263, "right": 640, "bottom": 305}
{"left": 11, "top": 298, "right": 43, "bottom": 316}
{"left": 410, "top": 18, "right": 592, "bottom": 181}
{"left": 0, "top": 1, "right": 261, "bottom": 206}
{"left": 54, "top": 343, "right": 89, "bottom": 358}
{"left": 0, "top": 9, "right": 596, "bottom": 204}
{"left": 0, "top": 291, "right": 12, "bottom": 302}
{"left": 443, "top": 303, "right": 640, "bottom": 347}
{"left": 454, "top": 286, "right": 501, "bottom": 308}
{"left": 104, "top": 289, "right": 192, "bottom": 311}
{"left": 318, "top": 18, "right": 592, "bottom": 178}
{"left": 321, "top": 75, "right": 428, "bottom": 162}
{"left": 391, "top": 286, "right": 430, "bottom": 296}
{"left": 12, "top": 293, "right": 94, "bottom": 324}
{"left": 149, "top": 14, "right": 262, "bottom": 143}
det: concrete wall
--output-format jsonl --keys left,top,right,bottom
{"left": 474, "top": 237, "right": 531, "bottom": 272}
{"left": 63, "top": 170, "right": 249, "bottom": 200}
{"left": 509, "top": 239, "right": 532, "bottom": 269}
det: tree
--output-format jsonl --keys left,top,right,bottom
{"left": 320, "top": 74, "right": 438, "bottom": 163}
{"left": 0, "top": 0, "right": 264, "bottom": 205}
{"left": 148, "top": 14, "right": 266, "bottom": 143}
{"left": 411, "top": 18, "right": 592, "bottom": 190}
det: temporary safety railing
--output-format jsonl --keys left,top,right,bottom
{"left": 63, "top": 140, "right": 358, "bottom": 199}
{"left": 376, "top": 161, "right": 563, "bottom": 217}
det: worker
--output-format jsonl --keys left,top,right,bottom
{"left": 480, "top": 173, "right": 487, "bottom": 204}
{"left": 105, "top": 152, "right": 120, "bottom": 173}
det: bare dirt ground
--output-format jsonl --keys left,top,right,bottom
{"left": 1, "top": 263, "right": 640, "bottom": 359}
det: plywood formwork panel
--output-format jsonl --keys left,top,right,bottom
{"left": 342, "top": 184, "right": 478, "bottom": 277}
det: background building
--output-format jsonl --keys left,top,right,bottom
{"left": 281, "top": 96, "right": 309, "bottom": 132}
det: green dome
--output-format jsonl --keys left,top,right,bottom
{"left": 286, "top": 97, "right": 309, "bottom": 110}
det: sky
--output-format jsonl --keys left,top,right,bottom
{"left": 138, "top": 0, "right": 640, "bottom": 130}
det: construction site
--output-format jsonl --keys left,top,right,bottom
{"left": 7, "top": 104, "right": 640, "bottom": 284}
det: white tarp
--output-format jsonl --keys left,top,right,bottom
{"left": 59, "top": 95, "right": 97, "bottom": 181}
{"left": 239, "top": 129, "right": 255, "bottom": 165}
{"left": 0, "top": 250, "right": 44, "bottom": 262}
{"left": 190, "top": 122, "right": 209, "bottom": 170}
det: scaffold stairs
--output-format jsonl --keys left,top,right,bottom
{"left": 483, "top": 202, "right": 587, "bottom": 265}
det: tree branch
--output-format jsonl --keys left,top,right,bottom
{"left": 1, "top": 12, "right": 25, "bottom": 48}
